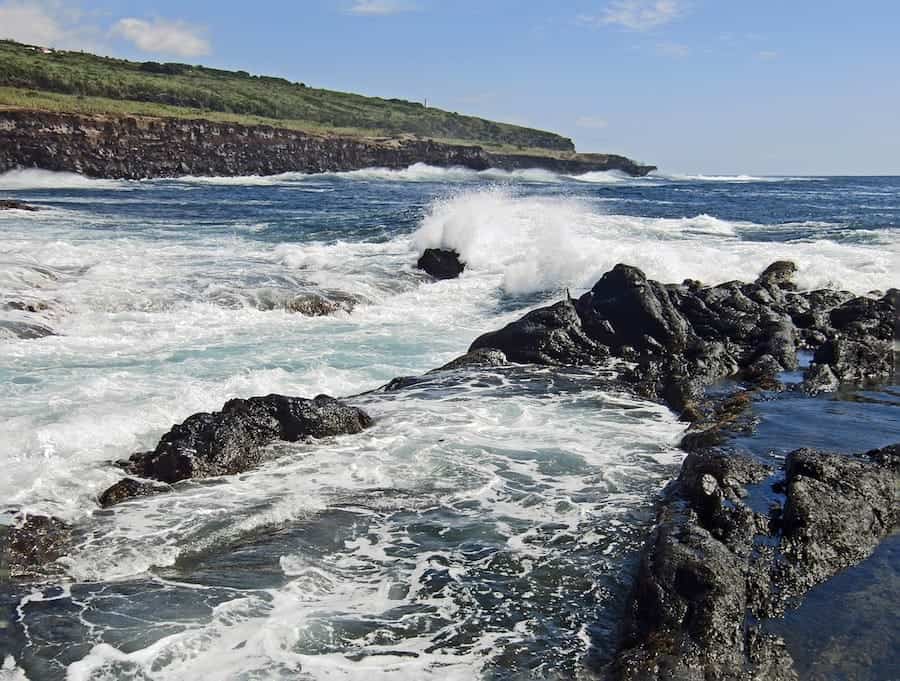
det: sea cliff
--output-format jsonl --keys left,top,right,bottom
{"left": 0, "top": 109, "right": 655, "bottom": 179}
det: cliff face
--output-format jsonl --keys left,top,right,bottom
{"left": 0, "top": 110, "right": 655, "bottom": 179}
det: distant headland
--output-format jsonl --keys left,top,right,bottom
{"left": 0, "top": 40, "right": 655, "bottom": 179}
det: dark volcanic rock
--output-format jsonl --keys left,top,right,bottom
{"left": 756, "top": 260, "right": 797, "bottom": 289}
{"left": 577, "top": 264, "right": 691, "bottom": 353}
{"left": 283, "top": 293, "right": 356, "bottom": 316}
{"left": 0, "top": 199, "right": 40, "bottom": 211}
{"left": 0, "top": 110, "right": 655, "bottom": 180}
{"left": 604, "top": 443, "right": 899, "bottom": 681}
{"left": 468, "top": 261, "right": 895, "bottom": 406}
{"left": 417, "top": 249, "right": 465, "bottom": 280}
{"left": 800, "top": 362, "right": 839, "bottom": 394}
{"left": 1, "top": 515, "right": 72, "bottom": 580}
{"left": 469, "top": 299, "right": 607, "bottom": 365}
{"left": 98, "top": 478, "right": 172, "bottom": 507}
{"left": 433, "top": 348, "right": 508, "bottom": 372}
{"left": 103, "top": 394, "right": 371, "bottom": 503}
{"left": 779, "top": 446, "right": 898, "bottom": 600}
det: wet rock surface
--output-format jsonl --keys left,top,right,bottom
{"left": 602, "top": 441, "right": 898, "bottom": 681}
{"left": 456, "top": 261, "right": 896, "bottom": 679}
{"left": 0, "top": 199, "right": 40, "bottom": 211}
{"left": 1, "top": 515, "right": 72, "bottom": 580}
{"left": 101, "top": 394, "right": 372, "bottom": 503}
{"left": 97, "top": 478, "right": 172, "bottom": 508}
{"left": 417, "top": 248, "right": 466, "bottom": 280}
{"left": 0, "top": 320, "right": 55, "bottom": 339}
{"left": 470, "top": 299, "right": 608, "bottom": 365}
{"left": 280, "top": 292, "right": 356, "bottom": 316}
{"left": 468, "top": 261, "right": 895, "bottom": 412}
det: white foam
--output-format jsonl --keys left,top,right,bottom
{"left": 569, "top": 170, "right": 630, "bottom": 183}
{"left": 410, "top": 188, "right": 899, "bottom": 295}
{"left": 61, "top": 384, "right": 683, "bottom": 677}
{"left": 0, "top": 657, "right": 30, "bottom": 681}
{"left": 0, "top": 169, "right": 125, "bottom": 190}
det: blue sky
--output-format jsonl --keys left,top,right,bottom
{"left": 2, "top": 0, "right": 898, "bottom": 174}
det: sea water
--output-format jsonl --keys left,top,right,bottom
{"left": 0, "top": 167, "right": 898, "bottom": 680}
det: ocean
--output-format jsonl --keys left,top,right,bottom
{"left": 1, "top": 166, "right": 898, "bottom": 680}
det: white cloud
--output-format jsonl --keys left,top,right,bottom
{"left": 587, "top": 0, "right": 684, "bottom": 31}
{"left": 757, "top": 50, "right": 780, "bottom": 60}
{"left": 112, "top": 17, "right": 210, "bottom": 57}
{"left": 576, "top": 116, "right": 609, "bottom": 129}
{"left": 656, "top": 41, "right": 689, "bottom": 57}
{"left": 0, "top": 1, "right": 98, "bottom": 50}
{"left": 348, "top": 0, "right": 415, "bottom": 15}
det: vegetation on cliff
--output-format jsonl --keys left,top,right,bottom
{"left": 0, "top": 39, "right": 573, "bottom": 152}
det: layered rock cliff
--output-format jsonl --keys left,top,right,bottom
{"left": 0, "top": 109, "right": 656, "bottom": 179}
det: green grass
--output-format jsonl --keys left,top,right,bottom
{"left": 0, "top": 40, "right": 574, "bottom": 152}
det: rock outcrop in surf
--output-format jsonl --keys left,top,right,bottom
{"left": 100, "top": 394, "right": 372, "bottom": 504}
{"left": 466, "top": 261, "right": 895, "bottom": 414}
{"left": 0, "top": 199, "right": 40, "bottom": 211}
{"left": 417, "top": 248, "right": 466, "bottom": 280}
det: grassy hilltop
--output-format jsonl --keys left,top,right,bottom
{"left": 0, "top": 40, "right": 574, "bottom": 153}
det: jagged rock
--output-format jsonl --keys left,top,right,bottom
{"left": 467, "top": 261, "right": 894, "bottom": 409}
{"left": 741, "top": 353, "right": 785, "bottom": 389}
{"left": 577, "top": 264, "right": 691, "bottom": 353}
{"left": 1, "top": 514, "right": 71, "bottom": 580}
{"left": 433, "top": 348, "right": 508, "bottom": 372}
{"left": 102, "top": 394, "right": 371, "bottom": 503}
{"left": 756, "top": 260, "right": 797, "bottom": 290}
{"left": 779, "top": 446, "right": 898, "bottom": 600}
{"left": 469, "top": 299, "right": 607, "bottom": 365}
{"left": 0, "top": 199, "right": 39, "bottom": 211}
{"left": 417, "top": 248, "right": 465, "bottom": 280}
{"left": 604, "top": 444, "right": 898, "bottom": 681}
{"left": 800, "top": 363, "right": 839, "bottom": 394}
{"left": 98, "top": 478, "right": 172, "bottom": 507}
{"left": 812, "top": 336, "right": 893, "bottom": 381}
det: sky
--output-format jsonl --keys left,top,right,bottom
{"left": 1, "top": 0, "right": 898, "bottom": 175}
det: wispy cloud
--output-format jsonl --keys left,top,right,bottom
{"left": 347, "top": 0, "right": 416, "bottom": 15}
{"left": 0, "top": 1, "right": 99, "bottom": 50}
{"left": 582, "top": 0, "right": 684, "bottom": 31}
{"left": 656, "top": 41, "right": 689, "bottom": 58}
{"left": 756, "top": 49, "right": 780, "bottom": 60}
{"left": 112, "top": 18, "right": 211, "bottom": 57}
{"left": 576, "top": 116, "right": 609, "bottom": 129}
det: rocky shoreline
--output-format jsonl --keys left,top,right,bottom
{"left": 3, "top": 257, "right": 897, "bottom": 679}
{"left": 0, "top": 109, "right": 656, "bottom": 180}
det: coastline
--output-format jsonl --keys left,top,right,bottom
{"left": 0, "top": 108, "right": 656, "bottom": 180}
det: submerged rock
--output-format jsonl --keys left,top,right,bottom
{"left": 101, "top": 394, "right": 371, "bottom": 503}
{"left": 0, "top": 319, "right": 55, "bottom": 339}
{"left": 283, "top": 292, "right": 356, "bottom": 316}
{"left": 1, "top": 514, "right": 72, "bottom": 580}
{"left": 0, "top": 199, "right": 40, "bottom": 211}
{"left": 3, "top": 300, "right": 51, "bottom": 313}
{"left": 417, "top": 248, "right": 465, "bottom": 280}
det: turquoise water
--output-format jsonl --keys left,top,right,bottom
{"left": 0, "top": 167, "right": 898, "bottom": 679}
